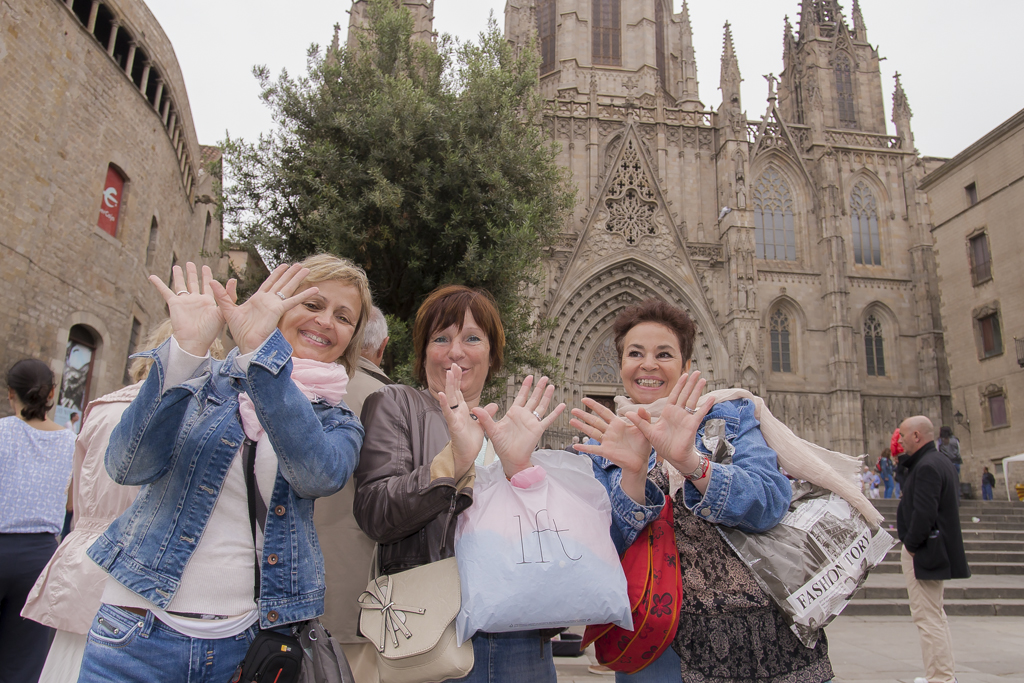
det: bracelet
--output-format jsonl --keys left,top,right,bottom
{"left": 682, "top": 454, "right": 710, "bottom": 481}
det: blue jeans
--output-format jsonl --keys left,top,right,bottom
{"left": 983, "top": 483, "right": 993, "bottom": 500}
{"left": 448, "top": 630, "right": 556, "bottom": 683}
{"left": 616, "top": 646, "right": 682, "bottom": 682}
{"left": 77, "top": 605, "right": 258, "bottom": 683}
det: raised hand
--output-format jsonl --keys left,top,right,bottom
{"left": 473, "top": 376, "right": 566, "bottom": 480}
{"left": 625, "top": 371, "right": 715, "bottom": 477}
{"left": 437, "top": 364, "right": 496, "bottom": 480}
{"left": 571, "top": 398, "right": 652, "bottom": 504}
{"left": 210, "top": 263, "right": 317, "bottom": 355}
{"left": 149, "top": 263, "right": 231, "bottom": 356}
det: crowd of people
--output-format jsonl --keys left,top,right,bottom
{"left": 0, "top": 257, "right": 980, "bottom": 683}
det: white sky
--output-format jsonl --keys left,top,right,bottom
{"left": 148, "top": 0, "right": 1023, "bottom": 160}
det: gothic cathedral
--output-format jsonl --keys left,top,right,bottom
{"left": 505, "top": 0, "right": 950, "bottom": 456}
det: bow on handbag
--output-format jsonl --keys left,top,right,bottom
{"left": 359, "top": 576, "right": 426, "bottom": 650}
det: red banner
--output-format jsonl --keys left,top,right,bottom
{"left": 97, "top": 165, "right": 125, "bottom": 236}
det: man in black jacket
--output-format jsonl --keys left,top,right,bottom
{"left": 897, "top": 416, "right": 971, "bottom": 683}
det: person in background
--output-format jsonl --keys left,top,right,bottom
{"left": 21, "top": 321, "right": 222, "bottom": 683}
{"left": 937, "top": 426, "right": 962, "bottom": 477}
{"left": 63, "top": 411, "right": 80, "bottom": 434}
{"left": 982, "top": 467, "right": 995, "bottom": 501}
{"left": 316, "top": 305, "right": 393, "bottom": 683}
{"left": 354, "top": 285, "right": 565, "bottom": 682}
{"left": 0, "top": 359, "right": 77, "bottom": 683}
{"left": 892, "top": 428, "right": 906, "bottom": 498}
{"left": 880, "top": 448, "right": 896, "bottom": 499}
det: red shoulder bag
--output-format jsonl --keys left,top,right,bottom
{"left": 583, "top": 495, "right": 682, "bottom": 673}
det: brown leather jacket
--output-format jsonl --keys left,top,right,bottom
{"left": 353, "top": 384, "right": 474, "bottom": 574}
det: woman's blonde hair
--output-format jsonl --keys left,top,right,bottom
{"left": 129, "top": 319, "right": 227, "bottom": 383}
{"left": 296, "top": 254, "right": 373, "bottom": 374}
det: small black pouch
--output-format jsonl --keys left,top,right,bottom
{"left": 230, "top": 630, "right": 303, "bottom": 682}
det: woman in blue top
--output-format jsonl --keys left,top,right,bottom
{"left": 571, "top": 299, "right": 833, "bottom": 683}
{"left": 79, "top": 257, "right": 370, "bottom": 683}
{"left": 1, "top": 359, "right": 76, "bottom": 683}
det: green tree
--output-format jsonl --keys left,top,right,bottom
{"left": 223, "top": 0, "right": 574, "bottom": 385}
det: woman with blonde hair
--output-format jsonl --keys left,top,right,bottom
{"left": 77, "top": 255, "right": 370, "bottom": 683}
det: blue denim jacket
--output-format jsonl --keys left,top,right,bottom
{"left": 86, "top": 330, "right": 363, "bottom": 628}
{"left": 589, "top": 398, "right": 791, "bottom": 555}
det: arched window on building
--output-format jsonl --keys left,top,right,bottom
{"left": 770, "top": 309, "right": 793, "bottom": 373}
{"left": 864, "top": 314, "right": 886, "bottom": 376}
{"left": 851, "top": 181, "right": 881, "bottom": 265}
{"left": 537, "top": 0, "right": 556, "bottom": 74}
{"left": 835, "top": 52, "right": 856, "bottom": 128}
{"left": 57, "top": 325, "right": 99, "bottom": 429}
{"left": 752, "top": 166, "right": 796, "bottom": 261}
{"left": 592, "top": 0, "right": 621, "bottom": 66}
{"left": 587, "top": 336, "right": 620, "bottom": 384}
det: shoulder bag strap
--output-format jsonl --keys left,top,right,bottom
{"left": 243, "top": 437, "right": 266, "bottom": 600}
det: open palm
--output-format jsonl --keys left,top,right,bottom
{"left": 570, "top": 398, "right": 650, "bottom": 476}
{"left": 626, "top": 372, "right": 714, "bottom": 474}
{"left": 149, "top": 263, "right": 231, "bottom": 356}
{"left": 474, "top": 376, "right": 565, "bottom": 479}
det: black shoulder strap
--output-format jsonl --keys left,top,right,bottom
{"left": 243, "top": 438, "right": 266, "bottom": 600}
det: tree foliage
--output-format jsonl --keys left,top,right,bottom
{"left": 222, "top": 0, "right": 574, "bottom": 385}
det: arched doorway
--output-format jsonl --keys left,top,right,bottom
{"left": 56, "top": 325, "right": 99, "bottom": 432}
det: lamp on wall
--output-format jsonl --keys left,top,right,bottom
{"left": 1015, "top": 337, "right": 1024, "bottom": 368}
{"left": 954, "top": 410, "right": 971, "bottom": 432}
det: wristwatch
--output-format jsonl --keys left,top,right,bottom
{"left": 682, "top": 454, "right": 711, "bottom": 481}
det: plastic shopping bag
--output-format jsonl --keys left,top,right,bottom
{"left": 454, "top": 449, "right": 632, "bottom": 645}
{"left": 718, "top": 481, "right": 895, "bottom": 648}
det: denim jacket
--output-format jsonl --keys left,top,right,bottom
{"left": 86, "top": 330, "right": 363, "bottom": 628}
{"left": 589, "top": 398, "right": 791, "bottom": 555}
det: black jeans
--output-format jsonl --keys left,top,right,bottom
{"left": 0, "top": 533, "right": 58, "bottom": 683}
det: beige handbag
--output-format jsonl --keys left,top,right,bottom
{"left": 358, "top": 555, "right": 474, "bottom": 683}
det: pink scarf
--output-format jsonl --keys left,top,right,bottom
{"left": 237, "top": 358, "right": 349, "bottom": 442}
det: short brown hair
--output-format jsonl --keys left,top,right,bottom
{"left": 612, "top": 299, "right": 697, "bottom": 365}
{"left": 413, "top": 285, "right": 505, "bottom": 385}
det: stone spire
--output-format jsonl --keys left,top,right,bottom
{"left": 347, "top": 0, "right": 435, "bottom": 49}
{"left": 851, "top": 0, "right": 866, "bottom": 37}
{"left": 797, "top": 0, "right": 844, "bottom": 41}
{"left": 675, "top": 0, "right": 702, "bottom": 108}
{"left": 720, "top": 22, "right": 741, "bottom": 111}
{"left": 782, "top": 15, "right": 795, "bottom": 61}
{"left": 892, "top": 72, "right": 914, "bottom": 148}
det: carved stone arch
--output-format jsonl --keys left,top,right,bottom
{"left": 603, "top": 131, "right": 626, "bottom": 176}
{"left": 544, "top": 259, "right": 728, "bottom": 389}
{"left": 763, "top": 295, "right": 806, "bottom": 376}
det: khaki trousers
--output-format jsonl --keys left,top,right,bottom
{"left": 340, "top": 641, "right": 381, "bottom": 683}
{"left": 901, "top": 546, "right": 956, "bottom": 683}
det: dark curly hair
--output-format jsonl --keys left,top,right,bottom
{"left": 612, "top": 299, "right": 697, "bottom": 365}
{"left": 6, "top": 359, "right": 55, "bottom": 421}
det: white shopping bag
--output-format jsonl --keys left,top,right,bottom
{"left": 454, "top": 449, "right": 632, "bottom": 645}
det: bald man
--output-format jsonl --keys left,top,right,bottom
{"left": 896, "top": 415, "right": 970, "bottom": 683}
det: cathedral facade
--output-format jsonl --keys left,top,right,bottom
{"left": 504, "top": 0, "right": 951, "bottom": 456}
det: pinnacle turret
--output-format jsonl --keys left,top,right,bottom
{"left": 851, "top": 0, "right": 866, "bottom": 36}
{"left": 720, "top": 22, "right": 742, "bottom": 110}
{"left": 892, "top": 72, "right": 914, "bottom": 148}
{"left": 675, "top": 0, "right": 702, "bottom": 108}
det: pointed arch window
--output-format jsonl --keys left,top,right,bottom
{"left": 770, "top": 309, "right": 793, "bottom": 373}
{"left": 593, "top": 0, "right": 621, "bottom": 66}
{"left": 864, "top": 314, "right": 886, "bottom": 376}
{"left": 752, "top": 166, "right": 797, "bottom": 261}
{"left": 835, "top": 52, "right": 856, "bottom": 128}
{"left": 851, "top": 181, "right": 881, "bottom": 265}
{"left": 588, "top": 337, "right": 620, "bottom": 384}
{"left": 537, "top": 0, "right": 556, "bottom": 74}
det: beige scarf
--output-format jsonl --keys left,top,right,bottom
{"left": 614, "top": 388, "right": 882, "bottom": 528}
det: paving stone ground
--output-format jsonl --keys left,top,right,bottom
{"left": 554, "top": 616, "right": 1024, "bottom": 682}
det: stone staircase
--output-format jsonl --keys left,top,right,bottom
{"left": 845, "top": 497, "right": 1024, "bottom": 616}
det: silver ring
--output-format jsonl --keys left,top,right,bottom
{"left": 684, "top": 406, "right": 698, "bottom": 414}
{"left": 175, "top": 290, "right": 189, "bottom": 296}
{"left": 276, "top": 292, "right": 287, "bottom": 301}
{"left": 532, "top": 410, "right": 542, "bottom": 421}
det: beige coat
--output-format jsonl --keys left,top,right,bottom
{"left": 315, "top": 360, "right": 388, "bottom": 643}
{"left": 21, "top": 383, "right": 142, "bottom": 633}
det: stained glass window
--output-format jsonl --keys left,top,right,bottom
{"left": 538, "top": 0, "right": 556, "bottom": 74}
{"left": 864, "top": 314, "right": 885, "bottom": 376}
{"left": 835, "top": 53, "right": 856, "bottom": 128}
{"left": 593, "top": 0, "right": 620, "bottom": 66}
{"left": 770, "top": 309, "right": 792, "bottom": 373}
{"left": 851, "top": 181, "right": 881, "bottom": 265}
